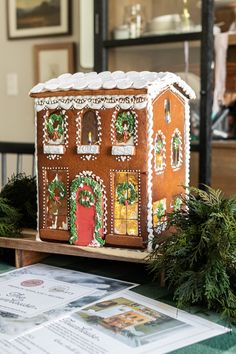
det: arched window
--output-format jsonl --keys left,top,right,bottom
{"left": 76, "top": 110, "right": 101, "bottom": 156}
{"left": 81, "top": 110, "right": 99, "bottom": 145}
{"left": 45, "top": 111, "right": 65, "bottom": 145}
{"left": 171, "top": 129, "right": 183, "bottom": 169}
{"left": 164, "top": 98, "right": 171, "bottom": 123}
{"left": 43, "top": 110, "right": 68, "bottom": 156}
{"left": 114, "top": 111, "right": 136, "bottom": 145}
{"left": 154, "top": 131, "right": 166, "bottom": 174}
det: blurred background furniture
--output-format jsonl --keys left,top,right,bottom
{"left": 0, "top": 142, "right": 35, "bottom": 187}
{"left": 94, "top": 0, "right": 214, "bottom": 187}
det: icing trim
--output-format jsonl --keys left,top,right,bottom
{"left": 146, "top": 93, "right": 154, "bottom": 251}
{"left": 35, "top": 95, "right": 148, "bottom": 112}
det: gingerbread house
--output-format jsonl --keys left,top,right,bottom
{"left": 30, "top": 71, "right": 195, "bottom": 250}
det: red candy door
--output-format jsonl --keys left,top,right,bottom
{"left": 75, "top": 186, "right": 96, "bottom": 246}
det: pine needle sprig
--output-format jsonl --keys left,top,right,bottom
{"left": 148, "top": 185, "right": 236, "bottom": 321}
{"left": 0, "top": 197, "right": 21, "bottom": 236}
{"left": 0, "top": 173, "right": 37, "bottom": 229}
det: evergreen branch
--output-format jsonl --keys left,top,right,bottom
{"left": 148, "top": 185, "right": 236, "bottom": 321}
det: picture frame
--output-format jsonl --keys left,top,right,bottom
{"left": 34, "top": 42, "right": 75, "bottom": 83}
{"left": 7, "top": 0, "right": 71, "bottom": 39}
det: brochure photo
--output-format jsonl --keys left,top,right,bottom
{"left": 0, "top": 264, "right": 137, "bottom": 339}
{"left": 0, "top": 290, "right": 229, "bottom": 354}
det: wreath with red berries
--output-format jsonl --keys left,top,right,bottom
{"left": 48, "top": 179, "right": 66, "bottom": 203}
{"left": 116, "top": 182, "right": 137, "bottom": 206}
{"left": 78, "top": 190, "right": 95, "bottom": 208}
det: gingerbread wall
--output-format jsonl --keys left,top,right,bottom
{"left": 152, "top": 89, "right": 186, "bottom": 236}
{"left": 35, "top": 88, "right": 149, "bottom": 248}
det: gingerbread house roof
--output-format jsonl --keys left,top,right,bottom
{"left": 30, "top": 71, "right": 195, "bottom": 100}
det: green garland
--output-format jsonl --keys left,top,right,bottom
{"left": 78, "top": 190, "right": 95, "bottom": 208}
{"left": 70, "top": 176, "right": 105, "bottom": 246}
{"left": 48, "top": 178, "right": 66, "bottom": 202}
{"left": 115, "top": 111, "right": 135, "bottom": 139}
{"left": 46, "top": 113, "right": 64, "bottom": 139}
{"left": 116, "top": 182, "right": 137, "bottom": 206}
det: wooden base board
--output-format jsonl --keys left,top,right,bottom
{"left": 0, "top": 230, "right": 149, "bottom": 267}
{"left": 105, "top": 234, "right": 144, "bottom": 248}
{"left": 40, "top": 229, "right": 70, "bottom": 242}
{"left": 15, "top": 249, "right": 49, "bottom": 268}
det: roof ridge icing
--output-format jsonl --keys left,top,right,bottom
{"left": 30, "top": 71, "right": 196, "bottom": 100}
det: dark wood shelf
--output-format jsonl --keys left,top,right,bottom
{"left": 104, "top": 32, "right": 201, "bottom": 48}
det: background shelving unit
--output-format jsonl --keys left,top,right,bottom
{"left": 94, "top": 0, "right": 214, "bottom": 186}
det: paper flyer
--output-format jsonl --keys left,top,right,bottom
{"left": 0, "top": 264, "right": 137, "bottom": 340}
{"left": 0, "top": 290, "right": 229, "bottom": 354}
{"left": 0, "top": 274, "right": 95, "bottom": 317}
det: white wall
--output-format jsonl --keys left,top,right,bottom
{"left": 0, "top": 0, "right": 80, "bottom": 143}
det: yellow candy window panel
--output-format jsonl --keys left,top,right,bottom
{"left": 112, "top": 170, "right": 140, "bottom": 236}
{"left": 114, "top": 219, "right": 127, "bottom": 235}
{"left": 114, "top": 202, "right": 127, "bottom": 219}
{"left": 115, "top": 172, "right": 127, "bottom": 184}
{"left": 127, "top": 172, "right": 138, "bottom": 186}
{"left": 127, "top": 220, "right": 139, "bottom": 236}
{"left": 126, "top": 203, "right": 138, "bottom": 220}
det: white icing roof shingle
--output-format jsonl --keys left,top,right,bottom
{"left": 30, "top": 71, "right": 195, "bottom": 99}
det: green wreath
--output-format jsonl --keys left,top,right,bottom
{"left": 115, "top": 111, "right": 135, "bottom": 140}
{"left": 116, "top": 182, "right": 137, "bottom": 206}
{"left": 78, "top": 190, "right": 95, "bottom": 208}
{"left": 48, "top": 179, "right": 66, "bottom": 202}
{"left": 46, "top": 113, "right": 64, "bottom": 139}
